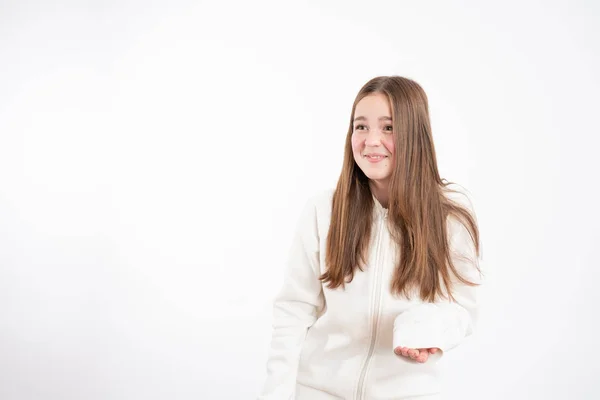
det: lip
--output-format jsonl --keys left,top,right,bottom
{"left": 364, "top": 154, "right": 388, "bottom": 163}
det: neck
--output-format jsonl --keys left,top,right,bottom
{"left": 369, "top": 180, "right": 389, "bottom": 209}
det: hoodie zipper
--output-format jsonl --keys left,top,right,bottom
{"left": 355, "top": 211, "right": 387, "bottom": 400}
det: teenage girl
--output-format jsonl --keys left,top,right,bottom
{"left": 258, "top": 75, "right": 482, "bottom": 400}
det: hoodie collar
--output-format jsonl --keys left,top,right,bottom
{"left": 372, "top": 194, "right": 388, "bottom": 218}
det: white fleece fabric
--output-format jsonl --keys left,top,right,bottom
{"left": 258, "top": 188, "right": 481, "bottom": 400}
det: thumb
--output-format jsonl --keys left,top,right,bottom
{"left": 428, "top": 348, "right": 439, "bottom": 354}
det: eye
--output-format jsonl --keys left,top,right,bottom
{"left": 384, "top": 125, "right": 393, "bottom": 132}
{"left": 354, "top": 124, "right": 367, "bottom": 131}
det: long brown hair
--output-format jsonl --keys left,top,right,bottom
{"left": 321, "top": 76, "right": 480, "bottom": 302}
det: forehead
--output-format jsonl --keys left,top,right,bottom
{"left": 355, "top": 93, "right": 392, "bottom": 117}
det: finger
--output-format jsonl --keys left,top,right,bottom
{"left": 394, "top": 347, "right": 402, "bottom": 356}
{"left": 401, "top": 347, "right": 410, "bottom": 357}
{"left": 416, "top": 350, "right": 429, "bottom": 363}
{"left": 429, "top": 348, "right": 439, "bottom": 354}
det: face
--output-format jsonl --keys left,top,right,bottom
{"left": 351, "top": 92, "right": 395, "bottom": 187}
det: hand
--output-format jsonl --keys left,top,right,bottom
{"left": 394, "top": 346, "right": 439, "bottom": 363}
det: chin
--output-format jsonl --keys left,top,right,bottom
{"left": 364, "top": 171, "right": 391, "bottom": 181}
{"left": 356, "top": 161, "right": 391, "bottom": 181}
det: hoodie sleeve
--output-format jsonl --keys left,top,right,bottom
{"left": 258, "top": 196, "right": 325, "bottom": 399}
{"left": 392, "top": 198, "right": 482, "bottom": 357}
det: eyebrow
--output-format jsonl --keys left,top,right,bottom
{"left": 353, "top": 116, "right": 392, "bottom": 122}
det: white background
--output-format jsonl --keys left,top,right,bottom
{"left": 1, "top": 0, "right": 599, "bottom": 399}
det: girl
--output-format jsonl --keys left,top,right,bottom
{"left": 258, "top": 76, "right": 482, "bottom": 400}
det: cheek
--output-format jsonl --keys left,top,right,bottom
{"left": 351, "top": 134, "right": 362, "bottom": 153}
{"left": 384, "top": 137, "right": 395, "bottom": 156}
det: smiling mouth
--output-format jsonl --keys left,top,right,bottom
{"left": 364, "top": 155, "right": 387, "bottom": 160}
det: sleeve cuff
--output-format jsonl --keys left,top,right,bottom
{"left": 393, "top": 303, "right": 446, "bottom": 352}
{"left": 392, "top": 300, "right": 472, "bottom": 358}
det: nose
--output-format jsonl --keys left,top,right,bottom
{"left": 364, "top": 128, "right": 385, "bottom": 147}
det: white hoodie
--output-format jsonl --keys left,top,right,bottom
{"left": 258, "top": 188, "right": 481, "bottom": 400}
